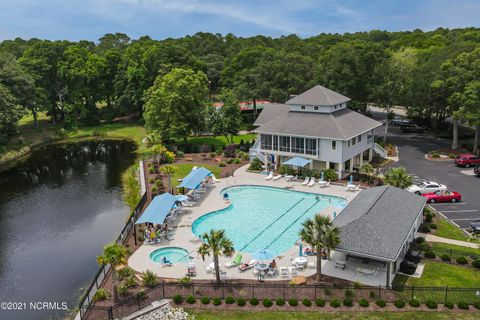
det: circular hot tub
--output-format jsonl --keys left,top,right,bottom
{"left": 149, "top": 247, "right": 190, "bottom": 264}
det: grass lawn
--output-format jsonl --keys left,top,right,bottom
{"left": 430, "top": 242, "right": 480, "bottom": 258}
{"left": 170, "top": 163, "right": 222, "bottom": 188}
{"left": 435, "top": 219, "right": 469, "bottom": 241}
{"left": 176, "top": 134, "right": 257, "bottom": 148}
{"left": 189, "top": 311, "right": 478, "bottom": 320}
{"left": 67, "top": 122, "right": 146, "bottom": 145}
{"left": 398, "top": 261, "right": 480, "bottom": 287}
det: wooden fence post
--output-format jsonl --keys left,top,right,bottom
{"left": 444, "top": 286, "right": 448, "bottom": 304}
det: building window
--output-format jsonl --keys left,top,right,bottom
{"left": 314, "top": 106, "right": 318, "bottom": 111}
{"left": 260, "top": 134, "right": 272, "bottom": 150}
{"left": 292, "top": 137, "right": 304, "bottom": 154}
{"left": 279, "top": 136, "right": 290, "bottom": 152}
{"left": 351, "top": 137, "right": 356, "bottom": 146}
{"left": 301, "top": 105, "right": 305, "bottom": 110}
{"left": 305, "top": 138, "right": 316, "bottom": 155}
{"left": 332, "top": 140, "right": 337, "bottom": 150}
{"left": 347, "top": 140, "right": 350, "bottom": 147}
{"left": 334, "top": 105, "right": 337, "bottom": 109}
{"left": 358, "top": 134, "right": 362, "bottom": 142}
{"left": 273, "top": 135, "right": 278, "bottom": 151}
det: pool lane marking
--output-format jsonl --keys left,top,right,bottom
{"left": 239, "top": 197, "right": 306, "bottom": 252}
{"left": 263, "top": 199, "right": 320, "bottom": 251}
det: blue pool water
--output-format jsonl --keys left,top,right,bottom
{"left": 150, "top": 247, "right": 190, "bottom": 264}
{"left": 192, "top": 185, "right": 347, "bottom": 256}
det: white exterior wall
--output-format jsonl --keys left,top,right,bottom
{"left": 318, "top": 138, "right": 343, "bottom": 163}
{"left": 288, "top": 102, "right": 347, "bottom": 114}
{"left": 341, "top": 132, "right": 374, "bottom": 162}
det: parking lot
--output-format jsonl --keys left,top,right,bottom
{"left": 372, "top": 116, "right": 480, "bottom": 234}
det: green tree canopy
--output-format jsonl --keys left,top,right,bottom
{"left": 144, "top": 68, "right": 209, "bottom": 142}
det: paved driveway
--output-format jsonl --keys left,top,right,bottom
{"left": 372, "top": 114, "right": 479, "bottom": 231}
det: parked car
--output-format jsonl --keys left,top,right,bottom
{"left": 474, "top": 165, "right": 480, "bottom": 177}
{"left": 407, "top": 181, "right": 447, "bottom": 195}
{"left": 421, "top": 190, "right": 462, "bottom": 203}
{"left": 400, "top": 123, "right": 424, "bottom": 133}
{"left": 392, "top": 117, "right": 411, "bottom": 126}
{"left": 470, "top": 220, "right": 480, "bottom": 234}
{"left": 454, "top": 153, "right": 480, "bottom": 168}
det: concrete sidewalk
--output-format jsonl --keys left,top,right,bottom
{"left": 417, "top": 233, "right": 479, "bottom": 249}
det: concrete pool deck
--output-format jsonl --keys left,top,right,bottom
{"left": 128, "top": 165, "right": 362, "bottom": 282}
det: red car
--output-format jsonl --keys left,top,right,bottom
{"left": 422, "top": 191, "right": 462, "bottom": 203}
{"left": 455, "top": 153, "right": 480, "bottom": 167}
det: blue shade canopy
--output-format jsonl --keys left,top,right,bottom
{"left": 136, "top": 193, "right": 177, "bottom": 225}
{"left": 177, "top": 167, "right": 211, "bottom": 189}
{"left": 175, "top": 195, "right": 188, "bottom": 202}
{"left": 282, "top": 157, "right": 312, "bottom": 167}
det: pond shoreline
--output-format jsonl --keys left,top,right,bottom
{"left": 0, "top": 135, "right": 138, "bottom": 173}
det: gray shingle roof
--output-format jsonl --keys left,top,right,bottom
{"left": 286, "top": 85, "right": 350, "bottom": 106}
{"left": 254, "top": 104, "right": 381, "bottom": 140}
{"left": 333, "top": 186, "right": 426, "bottom": 262}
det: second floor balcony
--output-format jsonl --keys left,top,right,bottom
{"left": 258, "top": 134, "right": 318, "bottom": 157}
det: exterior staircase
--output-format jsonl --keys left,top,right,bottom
{"left": 249, "top": 138, "right": 266, "bottom": 163}
{"left": 373, "top": 143, "right": 387, "bottom": 158}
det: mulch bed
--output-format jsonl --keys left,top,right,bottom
{"left": 182, "top": 301, "right": 474, "bottom": 313}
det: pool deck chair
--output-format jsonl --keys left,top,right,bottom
{"left": 302, "top": 177, "right": 310, "bottom": 186}
{"left": 272, "top": 174, "right": 283, "bottom": 181}
{"left": 265, "top": 172, "right": 274, "bottom": 180}
{"left": 280, "top": 267, "right": 289, "bottom": 278}
{"left": 225, "top": 253, "right": 242, "bottom": 268}
{"left": 307, "top": 178, "right": 316, "bottom": 187}
{"left": 220, "top": 271, "right": 227, "bottom": 281}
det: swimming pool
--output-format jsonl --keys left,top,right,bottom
{"left": 150, "top": 247, "right": 190, "bottom": 264}
{"left": 192, "top": 185, "right": 347, "bottom": 256}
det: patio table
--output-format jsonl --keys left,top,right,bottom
{"left": 346, "top": 184, "right": 356, "bottom": 191}
{"left": 254, "top": 263, "right": 269, "bottom": 275}
{"left": 294, "top": 257, "right": 308, "bottom": 266}
{"left": 284, "top": 175, "right": 294, "bottom": 181}
{"left": 318, "top": 180, "right": 327, "bottom": 187}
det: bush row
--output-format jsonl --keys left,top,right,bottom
{"left": 171, "top": 295, "right": 480, "bottom": 310}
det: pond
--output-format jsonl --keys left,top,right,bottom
{"left": 0, "top": 139, "right": 136, "bottom": 320}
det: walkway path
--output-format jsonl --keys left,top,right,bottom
{"left": 417, "top": 233, "right": 479, "bottom": 249}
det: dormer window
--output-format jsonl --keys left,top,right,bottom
{"left": 301, "top": 105, "right": 305, "bottom": 110}
{"left": 334, "top": 105, "right": 337, "bottom": 109}
{"left": 314, "top": 106, "right": 318, "bottom": 111}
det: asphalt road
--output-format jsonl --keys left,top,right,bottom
{"left": 372, "top": 114, "right": 479, "bottom": 232}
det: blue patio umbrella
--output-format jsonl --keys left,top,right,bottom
{"left": 333, "top": 211, "right": 337, "bottom": 218}
{"left": 320, "top": 171, "right": 325, "bottom": 181}
{"left": 299, "top": 242, "right": 303, "bottom": 257}
{"left": 252, "top": 249, "right": 276, "bottom": 261}
{"left": 175, "top": 195, "right": 188, "bottom": 202}
{"left": 282, "top": 156, "right": 312, "bottom": 167}
{"left": 349, "top": 174, "right": 353, "bottom": 184}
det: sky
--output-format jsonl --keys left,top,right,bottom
{"left": 0, "top": 0, "right": 479, "bottom": 41}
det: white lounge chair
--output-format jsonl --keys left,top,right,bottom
{"left": 302, "top": 177, "right": 310, "bottom": 186}
{"left": 289, "top": 266, "right": 298, "bottom": 276}
{"left": 307, "top": 178, "right": 315, "bottom": 187}
{"left": 272, "top": 174, "right": 283, "bottom": 181}
{"left": 267, "top": 269, "right": 277, "bottom": 277}
{"left": 206, "top": 262, "right": 215, "bottom": 273}
{"left": 280, "top": 267, "right": 289, "bottom": 278}
{"left": 265, "top": 172, "right": 274, "bottom": 180}
{"left": 220, "top": 271, "right": 227, "bottom": 280}
{"left": 224, "top": 254, "right": 242, "bottom": 268}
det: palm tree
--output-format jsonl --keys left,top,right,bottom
{"left": 299, "top": 214, "right": 341, "bottom": 282}
{"left": 97, "top": 243, "right": 128, "bottom": 302}
{"left": 198, "top": 229, "right": 235, "bottom": 284}
{"left": 160, "top": 165, "right": 178, "bottom": 193}
{"left": 359, "top": 163, "right": 375, "bottom": 184}
{"left": 383, "top": 167, "right": 412, "bottom": 189}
